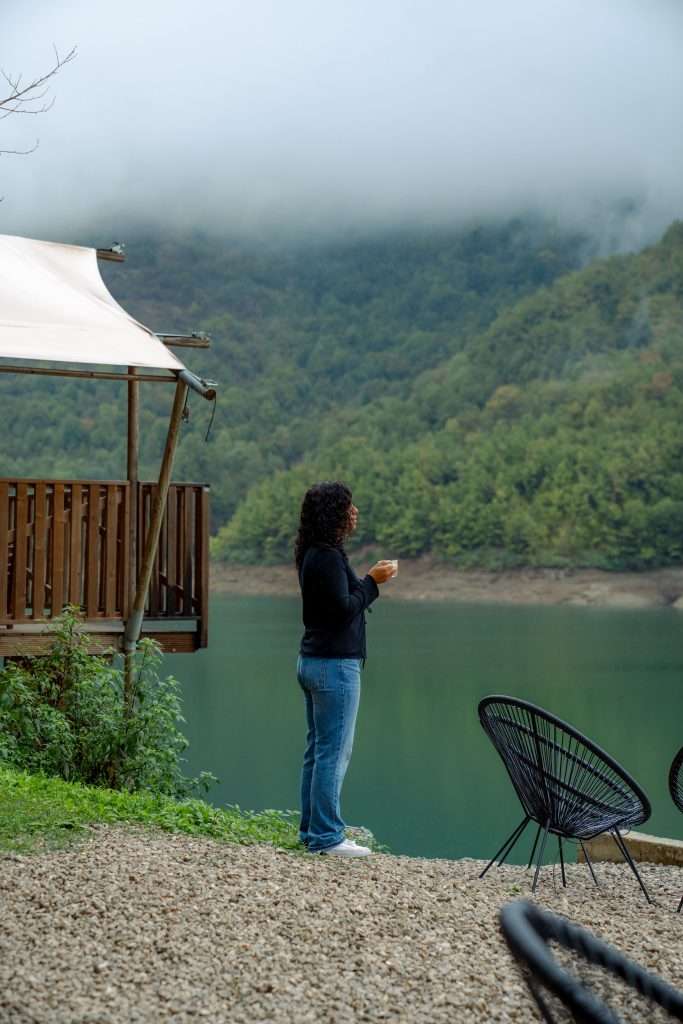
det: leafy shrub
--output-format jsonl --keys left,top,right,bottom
{"left": 0, "top": 608, "right": 215, "bottom": 798}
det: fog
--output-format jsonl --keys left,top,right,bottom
{"left": 2, "top": 0, "right": 683, "bottom": 247}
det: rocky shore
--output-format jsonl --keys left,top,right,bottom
{"left": 212, "top": 559, "right": 683, "bottom": 610}
{"left": 2, "top": 827, "right": 682, "bottom": 1023}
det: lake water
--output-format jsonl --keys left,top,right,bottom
{"left": 167, "top": 595, "right": 683, "bottom": 863}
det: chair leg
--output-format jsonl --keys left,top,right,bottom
{"left": 527, "top": 823, "right": 542, "bottom": 870}
{"left": 498, "top": 818, "right": 530, "bottom": 868}
{"left": 532, "top": 820, "right": 551, "bottom": 894}
{"left": 528, "top": 977, "right": 557, "bottom": 1024}
{"left": 611, "top": 830, "right": 652, "bottom": 904}
{"left": 558, "top": 836, "right": 566, "bottom": 887}
{"left": 579, "top": 840, "right": 600, "bottom": 888}
{"left": 479, "top": 816, "right": 530, "bottom": 879}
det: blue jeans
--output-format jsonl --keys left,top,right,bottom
{"left": 297, "top": 655, "right": 361, "bottom": 853}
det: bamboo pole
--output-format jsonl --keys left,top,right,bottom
{"left": 123, "top": 367, "right": 140, "bottom": 702}
{"left": 123, "top": 379, "right": 188, "bottom": 663}
{"left": 0, "top": 364, "right": 215, "bottom": 397}
{"left": 0, "top": 365, "right": 176, "bottom": 384}
{"left": 127, "top": 366, "right": 139, "bottom": 611}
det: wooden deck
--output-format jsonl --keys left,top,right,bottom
{"left": 0, "top": 478, "right": 209, "bottom": 656}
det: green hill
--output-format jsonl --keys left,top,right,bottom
{"left": 212, "top": 222, "right": 683, "bottom": 569}
{"left": 2, "top": 217, "right": 682, "bottom": 570}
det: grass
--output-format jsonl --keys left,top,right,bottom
{"left": 0, "top": 764, "right": 303, "bottom": 855}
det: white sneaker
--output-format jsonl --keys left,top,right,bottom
{"left": 319, "top": 839, "right": 371, "bottom": 857}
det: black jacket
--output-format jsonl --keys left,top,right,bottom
{"left": 298, "top": 545, "right": 379, "bottom": 661}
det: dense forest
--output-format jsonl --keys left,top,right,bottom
{"left": 2, "top": 216, "right": 682, "bottom": 569}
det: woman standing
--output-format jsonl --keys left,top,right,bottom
{"left": 294, "top": 481, "right": 395, "bottom": 857}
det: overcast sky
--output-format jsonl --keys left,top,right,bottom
{"left": 2, "top": 0, "right": 682, "bottom": 246}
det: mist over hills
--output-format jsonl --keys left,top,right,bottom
{"left": 3, "top": 1, "right": 683, "bottom": 246}
{"left": 2, "top": 213, "right": 683, "bottom": 569}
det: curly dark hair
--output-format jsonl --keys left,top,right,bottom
{"left": 294, "top": 481, "right": 353, "bottom": 572}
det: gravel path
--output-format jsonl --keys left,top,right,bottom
{"left": 1, "top": 827, "right": 682, "bottom": 1023}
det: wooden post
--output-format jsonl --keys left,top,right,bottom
{"left": 123, "top": 367, "right": 139, "bottom": 701}
{"left": 123, "top": 378, "right": 188, "bottom": 665}
{"left": 126, "top": 366, "right": 140, "bottom": 612}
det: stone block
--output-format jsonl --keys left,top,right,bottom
{"left": 577, "top": 831, "right": 683, "bottom": 867}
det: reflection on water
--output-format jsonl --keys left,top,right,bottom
{"left": 166, "top": 596, "right": 683, "bottom": 862}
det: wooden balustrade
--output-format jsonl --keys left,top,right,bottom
{"left": 0, "top": 478, "right": 209, "bottom": 651}
{"left": 138, "top": 483, "right": 209, "bottom": 646}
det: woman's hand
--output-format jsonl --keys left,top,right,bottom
{"left": 368, "top": 560, "right": 396, "bottom": 585}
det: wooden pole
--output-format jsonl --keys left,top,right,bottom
{"left": 0, "top": 364, "right": 176, "bottom": 384}
{"left": 127, "top": 367, "right": 139, "bottom": 612}
{"left": 123, "top": 367, "right": 139, "bottom": 702}
{"left": 123, "top": 378, "right": 188, "bottom": 660}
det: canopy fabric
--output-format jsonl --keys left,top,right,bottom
{"left": 0, "top": 234, "right": 185, "bottom": 371}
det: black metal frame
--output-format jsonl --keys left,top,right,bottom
{"left": 500, "top": 899, "right": 683, "bottom": 1023}
{"left": 668, "top": 745, "right": 683, "bottom": 913}
{"left": 478, "top": 696, "right": 652, "bottom": 900}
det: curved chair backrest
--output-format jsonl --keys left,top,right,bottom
{"left": 500, "top": 899, "right": 683, "bottom": 1023}
{"left": 669, "top": 746, "right": 683, "bottom": 814}
{"left": 479, "top": 696, "right": 650, "bottom": 839}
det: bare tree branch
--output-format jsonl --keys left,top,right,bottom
{"left": 0, "top": 141, "right": 39, "bottom": 157}
{"left": 0, "top": 45, "right": 76, "bottom": 157}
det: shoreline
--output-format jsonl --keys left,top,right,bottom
{"left": 211, "top": 558, "right": 683, "bottom": 609}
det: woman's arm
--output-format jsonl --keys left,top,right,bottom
{"left": 313, "top": 548, "right": 380, "bottom": 625}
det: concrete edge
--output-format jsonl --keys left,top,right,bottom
{"left": 577, "top": 831, "right": 683, "bottom": 867}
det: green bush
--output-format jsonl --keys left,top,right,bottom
{"left": 0, "top": 608, "right": 215, "bottom": 798}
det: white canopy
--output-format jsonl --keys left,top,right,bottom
{"left": 0, "top": 234, "right": 184, "bottom": 372}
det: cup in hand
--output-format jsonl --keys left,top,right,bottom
{"left": 390, "top": 560, "right": 398, "bottom": 577}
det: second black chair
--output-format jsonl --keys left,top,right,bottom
{"left": 478, "top": 695, "right": 652, "bottom": 900}
{"left": 668, "top": 745, "right": 683, "bottom": 913}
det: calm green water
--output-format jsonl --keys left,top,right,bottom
{"left": 167, "top": 596, "right": 683, "bottom": 863}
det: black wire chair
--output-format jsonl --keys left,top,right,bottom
{"left": 478, "top": 696, "right": 652, "bottom": 900}
{"left": 500, "top": 899, "right": 683, "bottom": 1023}
{"left": 668, "top": 745, "right": 683, "bottom": 913}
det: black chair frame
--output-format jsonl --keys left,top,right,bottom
{"left": 500, "top": 899, "right": 683, "bottom": 1023}
{"left": 668, "top": 745, "right": 683, "bottom": 913}
{"left": 478, "top": 696, "right": 652, "bottom": 900}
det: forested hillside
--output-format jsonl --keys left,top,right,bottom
{"left": 212, "top": 221, "right": 683, "bottom": 569}
{"left": 3, "top": 217, "right": 682, "bottom": 569}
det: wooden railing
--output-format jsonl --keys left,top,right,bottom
{"left": 138, "top": 483, "right": 209, "bottom": 646}
{"left": 0, "top": 478, "right": 209, "bottom": 647}
{"left": 0, "top": 480, "right": 130, "bottom": 623}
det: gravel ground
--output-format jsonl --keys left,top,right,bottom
{"left": 1, "top": 827, "right": 682, "bottom": 1023}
